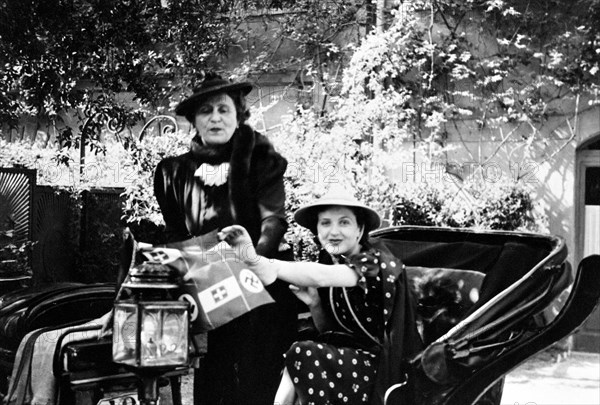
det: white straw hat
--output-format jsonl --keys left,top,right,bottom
{"left": 294, "top": 185, "right": 381, "bottom": 234}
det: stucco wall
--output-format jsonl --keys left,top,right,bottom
{"left": 419, "top": 106, "right": 600, "bottom": 267}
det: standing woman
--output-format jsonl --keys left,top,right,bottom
{"left": 154, "top": 74, "right": 297, "bottom": 405}
{"left": 215, "top": 188, "right": 424, "bottom": 405}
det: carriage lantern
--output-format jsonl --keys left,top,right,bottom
{"left": 112, "top": 262, "right": 190, "bottom": 404}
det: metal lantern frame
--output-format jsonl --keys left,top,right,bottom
{"left": 113, "top": 299, "right": 189, "bottom": 368}
{"left": 112, "top": 261, "right": 192, "bottom": 370}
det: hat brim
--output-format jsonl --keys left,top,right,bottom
{"left": 175, "top": 82, "right": 253, "bottom": 118}
{"left": 294, "top": 199, "right": 381, "bottom": 234}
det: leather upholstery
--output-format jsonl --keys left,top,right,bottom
{"left": 0, "top": 283, "right": 115, "bottom": 355}
{"left": 406, "top": 267, "right": 485, "bottom": 345}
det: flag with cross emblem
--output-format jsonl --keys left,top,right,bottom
{"left": 140, "top": 230, "right": 274, "bottom": 333}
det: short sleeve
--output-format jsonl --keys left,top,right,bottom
{"left": 345, "top": 250, "right": 384, "bottom": 292}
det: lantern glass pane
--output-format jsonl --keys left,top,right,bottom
{"left": 162, "top": 312, "right": 188, "bottom": 354}
{"left": 140, "top": 312, "right": 160, "bottom": 362}
{"left": 140, "top": 303, "right": 189, "bottom": 367}
{"left": 112, "top": 303, "right": 138, "bottom": 365}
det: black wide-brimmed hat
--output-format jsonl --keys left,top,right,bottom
{"left": 294, "top": 185, "right": 381, "bottom": 234}
{"left": 175, "top": 75, "right": 253, "bottom": 118}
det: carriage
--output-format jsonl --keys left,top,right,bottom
{"left": 0, "top": 225, "right": 598, "bottom": 405}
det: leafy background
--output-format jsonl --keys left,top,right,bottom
{"left": 2, "top": 0, "right": 598, "bottom": 270}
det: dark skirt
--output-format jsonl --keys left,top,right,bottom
{"left": 194, "top": 301, "right": 297, "bottom": 405}
{"left": 285, "top": 340, "right": 380, "bottom": 405}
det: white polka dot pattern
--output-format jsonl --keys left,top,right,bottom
{"left": 283, "top": 246, "right": 403, "bottom": 404}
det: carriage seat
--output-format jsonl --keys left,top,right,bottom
{"left": 405, "top": 266, "right": 485, "bottom": 345}
{"left": 0, "top": 283, "right": 115, "bottom": 363}
{"left": 0, "top": 283, "right": 116, "bottom": 398}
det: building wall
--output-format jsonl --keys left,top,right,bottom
{"left": 431, "top": 108, "right": 600, "bottom": 264}
{"left": 441, "top": 108, "right": 600, "bottom": 352}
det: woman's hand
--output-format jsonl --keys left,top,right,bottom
{"left": 290, "top": 285, "right": 333, "bottom": 332}
{"left": 218, "top": 225, "right": 259, "bottom": 265}
{"left": 289, "top": 285, "right": 320, "bottom": 308}
{"left": 218, "top": 225, "right": 278, "bottom": 285}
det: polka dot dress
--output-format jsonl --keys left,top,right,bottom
{"left": 285, "top": 248, "right": 400, "bottom": 404}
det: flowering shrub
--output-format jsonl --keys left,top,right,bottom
{"left": 121, "top": 129, "right": 189, "bottom": 227}
{"left": 0, "top": 128, "right": 190, "bottom": 280}
{"left": 270, "top": 108, "right": 349, "bottom": 261}
{"left": 270, "top": 106, "right": 547, "bottom": 262}
{"left": 391, "top": 179, "right": 548, "bottom": 233}
{"left": 392, "top": 183, "right": 447, "bottom": 227}
{"left": 265, "top": 0, "right": 577, "bottom": 259}
{"left": 6, "top": 0, "right": 582, "bottom": 265}
{"left": 0, "top": 138, "right": 133, "bottom": 190}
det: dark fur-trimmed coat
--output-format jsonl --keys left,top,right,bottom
{"left": 154, "top": 123, "right": 288, "bottom": 257}
{"left": 154, "top": 124, "right": 297, "bottom": 405}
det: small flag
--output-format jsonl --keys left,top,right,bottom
{"left": 197, "top": 275, "right": 242, "bottom": 312}
{"left": 139, "top": 230, "right": 274, "bottom": 332}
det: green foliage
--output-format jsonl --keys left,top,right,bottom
{"left": 337, "top": 0, "right": 600, "bottom": 162}
{"left": 229, "top": 0, "right": 366, "bottom": 100}
{"left": 261, "top": 0, "right": 595, "bottom": 260}
{"left": 72, "top": 191, "right": 123, "bottom": 283}
{"left": 392, "top": 184, "right": 447, "bottom": 227}
{"left": 272, "top": 105, "right": 547, "bottom": 260}
{"left": 270, "top": 108, "right": 348, "bottom": 261}
{"left": 2, "top": 0, "right": 590, "bottom": 263}
{"left": 0, "top": 241, "right": 35, "bottom": 278}
{"left": 0, "top": 0, "right": 230, "bottom": 155}
{"left": 0, "top": 137, "right": 134, "bottom": 192}
{"left": 121, "top": 127, "right": 189, "bottom": 226}
{"left": 391, "top": 179, "right": 547, "bottom": 232}
{"left": 470, "top": 182, "right": 542, "bottom": 231}
{"left": 0, "top": 139, "right": 55, "bottom": 172}
{"left": 0, "top": 0, "right": 367, "bottom": 157}
{"left": 0, "top": 126, "right": 179, "bottom": 281}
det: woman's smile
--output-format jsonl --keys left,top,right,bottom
{"left": 317, "top": 206, "right": 363, "bottom": 256}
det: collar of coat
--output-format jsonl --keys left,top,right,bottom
{"left": 188, "top": 123, "right": 255, "bottom": 222}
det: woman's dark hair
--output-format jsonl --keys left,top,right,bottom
{"left": 312, "top": 205, "right": 370, "bottom": 247}
{"left": 350, "top": 206, "right": 370, "bottom": 245}
{"left": 184, "top": 90, "right": 251, "bottom": 124}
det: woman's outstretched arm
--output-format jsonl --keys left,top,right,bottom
{"left": 218, "top": 225, "right": 359, "bottom": 288}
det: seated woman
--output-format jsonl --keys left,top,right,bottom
{"left": 212, "top": 187, "right": 423, "bottom": 405}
